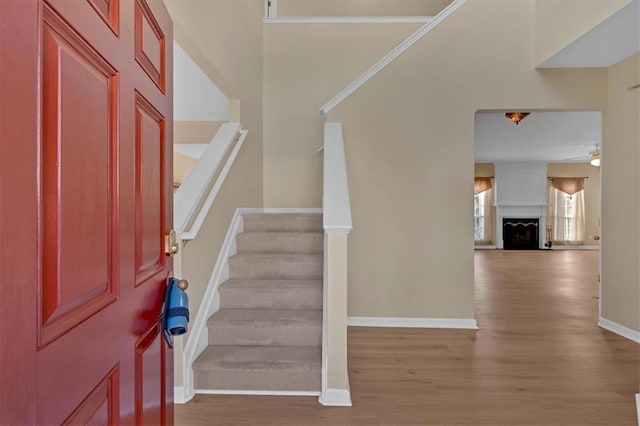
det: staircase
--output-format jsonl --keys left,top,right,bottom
{"left": 193, "top": 213, "right": 323, "bottom": 392}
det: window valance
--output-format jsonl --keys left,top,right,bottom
{"left": 550, "top": 177, "right": 584, "bottom": 195}
{"left": 474, "top": 177, "right": 493, "bottom": 195}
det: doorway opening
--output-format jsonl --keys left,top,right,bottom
{"left": 473, "top": 110, "right": 603, "bottom": 322}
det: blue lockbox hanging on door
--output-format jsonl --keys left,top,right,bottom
{"left": 162, "top": 277, "right": 189, "bottom": 348}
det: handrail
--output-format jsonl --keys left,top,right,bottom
{"left": 173, "top": 122, "right": 246, "bottom": 239}
{"left": 323, "top": 123, "right": 352, "bottom": 232}
{"left": 319, "top": 0, "right": 466, "bottom": 116}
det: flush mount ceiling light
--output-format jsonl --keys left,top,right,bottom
{"left": 505, "top": 112, "right": 530, "bottom": 125}
{"left": 590, "top": 150, "right": 600, "bottom": 167}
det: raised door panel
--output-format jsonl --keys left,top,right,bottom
{"left": 135, "top": 0, "right": 165, "bottom": 91}
{"left": 134, "top": 93, "right": 165, "bottom": 285}
{"left": 135, "top": 324, "right": 165, "bottom": 426}
{"left": 61, "top": 366, "right": 119, "bottom": 426}
{"left": 87, "top": 0, "right": 119, "bottom": 35}
{"left": 40, "top": 4, "right": 118, "bottom": 346}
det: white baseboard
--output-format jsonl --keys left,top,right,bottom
{"left": 551, "top": 245, "right": 599, "bottom": 250}
{"left": 195, "top": 389, "right": 321, "bottom": 397}
{"left": 598, "top": 317, "right": 640, "bottom": 343}
{"left": 635, "top": 393, "right": 639, "bottom": 426}
{"left": 348, "top": 316, "right": 478, "bottom": 329}
{"left": 474, "top": 245, "right": 496, "bottom": 250}
{"left": 319, "top": 388, "right": 352, "bottom": 407}
{"left": 174, "top": 386, "right": 188, "bottom": 404}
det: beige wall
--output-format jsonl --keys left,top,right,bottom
{"left": 165, "top": 0, "right": 264, "bottom": 204}
{"left": 534, "top": 0, "right": 631, "bottom": 65}
{"left": 263, "top": 22, "right": 421, "bottom": 207}
{"left": 278, "top": 0, "right": 451, "bottom": 17}
{"left": 547, "top": 163, "right": 601, "bottom": 245}
{"left": 173, "top": 152, "right": 197, "bottom": 184}
{"left": 474, "top": 163, "right": 496, "bottom": 245}
{"left": 312, "top": 0, "right": 609, "bottom": 319}
{"left": 173, "top": 121, "right": 220, "bottom": 188}
{"left": 602, "top": 52, "right": 639, "bottom": 331}
{"left": 174, "top": 121, "right": 223, "bottom": 144}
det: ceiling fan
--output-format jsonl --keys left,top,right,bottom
{"left": 565, "top": 143, "right": 600, "bottom": 167}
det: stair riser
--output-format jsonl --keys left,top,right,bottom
{"left": 243, "top": 214, "right": 323, "bottom": 233}
{"left": 209, "top": 324, "right": 321, "bottom": 347}
{"left": 236, "top": 234, "right": 323, "bottom": 254}
{"left": 229, "top": 258, "right": 322, "bottom": 280}
{"left": 219, "top": 287, "right": 322, "bottom": 310}
{"left": 194, "top": 369, "right": 321, "bottom": 392}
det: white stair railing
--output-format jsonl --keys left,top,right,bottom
{"left": 320, "top": 0, "right": 466, "bottom": 116}
{"left": 174, "top": 122, "right": 247, "bottom": 240}
{"left": 320, "top": 122, "right": 353, "bottom": 406}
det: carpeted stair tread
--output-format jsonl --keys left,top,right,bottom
{"left": 209, "top": 308, "right": 321, "bottom": 326}
{"left": 194, "top": 345, "right": 321, "bottom": 372}
{"left": 243, "top": 213, "right": 323, "bottom": 233}
{"left": 236, "top": 231, "right": 323, "bottom": 254}
{"left": 193, "top": 345, "right": 321, "bottom": 391}
{"left": 219, "top": 279, "right": 322, "bottom": 309}
{"left": 208, "top": 309, "right": 322, "bottom": 347}
{"left": 229, "top": 254, "right": 322, "bottom": 280}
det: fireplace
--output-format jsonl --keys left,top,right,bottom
{"left": 503, "top": 218, "right": 539, "bottom": 250}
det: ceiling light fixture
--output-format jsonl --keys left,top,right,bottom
{"left": 590, "top": 151, "right": 600, "bottom": 167}
{"left": 505, "top": 112, "right": 530, "bottom": 125}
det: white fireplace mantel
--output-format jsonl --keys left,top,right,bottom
{"left": 494, "top": 163, "right": 548, "bottom": 249}
{"left": 496, "top": 205, "right": 547, "bottom": 249}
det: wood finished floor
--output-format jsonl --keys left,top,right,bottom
{"left": 175, "top": 250, "right": 639, "bottom": 425}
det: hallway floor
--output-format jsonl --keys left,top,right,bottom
{"left": 176, "top": 250, "right": 639, "bottom": 425}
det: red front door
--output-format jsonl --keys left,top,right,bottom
{"left": 0, "top": 0, "right": 174, "bottom": 424}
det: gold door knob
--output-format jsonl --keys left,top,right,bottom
{"left": 165, "top": 230, "right": 179, "bottom": 256}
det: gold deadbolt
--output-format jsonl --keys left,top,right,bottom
{"left": 165, "top": 230, "right": 179, "bottom": 256}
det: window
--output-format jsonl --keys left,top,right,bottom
{"left": 474, "top": 177, "right": 493, "bottom": 245}
{"left": 474, "top": 191, "right": 486, "bottom": 241}
{"left": 560, "top": 192, "right": 577, "bottom": 241}
{"left": 548, "top": 179, "right": 586, "bottom": 245}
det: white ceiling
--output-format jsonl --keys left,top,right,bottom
{"left": 540, "top": 0, "right": 639, "bottom": 69}
{"left": 474, "top": 111, "right": 602, "bottom": 163}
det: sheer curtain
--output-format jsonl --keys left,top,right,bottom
{"left": 548, "top": 178, "right": 586, "bottom": 245}
{"left": 474, "top": 178, "right": 493, "bottom": 245}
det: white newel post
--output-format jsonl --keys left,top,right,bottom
{"left": 321, "top": 122, "right": 353, "bottom": 406}
{"left": 320, "top": 231, "right": 352, "bottom": 406}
